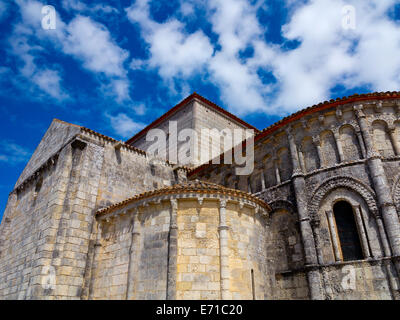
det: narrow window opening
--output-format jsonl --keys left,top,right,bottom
{"left": 35, "top": 178, "right": 43, "bottom": 193}
{"left": 150, "top": 164, "right": 156, "bottom": 176}
{"left": 333, "top": 201, "right": 364, "bottom": 261}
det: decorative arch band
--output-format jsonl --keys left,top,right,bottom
{"left": 308, "top": 176, "right": 379, "bottom": 220}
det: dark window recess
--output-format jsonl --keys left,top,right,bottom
{"left": 333, "top": 201, "right": 364, "bottom": 261}
{"left": 173, "top": 170, "right": 179, "bottom": 184}
{"left": 150, "top": 164, "right": 156, "bottom": 176}
{"left": 35, "top": 178, "right": 43, "bottom": 194}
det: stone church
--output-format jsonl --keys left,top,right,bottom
{"left": 0, "top": 92, "right": 400, "bottom": 300}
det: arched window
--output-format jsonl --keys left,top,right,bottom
{"left": 333, "top": 201, "right": 363, "bottom": 261}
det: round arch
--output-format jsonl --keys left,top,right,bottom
{"left": 268, "top": 199, "right": 297, "bottom": 218}
{"left": 308, "top": 176, "right": 379, "bottom": 220}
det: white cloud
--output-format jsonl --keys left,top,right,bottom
{"left": 8, "top": 0, "right": 400, "bottom": 121}
{"left": 62, "top": 0, "right": 118, "bottom": 15}
{"left": 63, "top": 15, "right": 128, "bottom": 77}
{"left": 8, "top": 32, "right": 70, "bottom": 100}
{"left": 126, "top": 0, "right": 274, "bottom": 115}
{"left": 32, "top": 69, "right": 69, "bottom": 100}
{"left": 271, "top": 0, "right": 400, "bottom": 112}
{"left": 0, "top": 141, "right": 32, "bottom": 165}
{"left": 107, "top": 113, "right": 146, "bottom": 138}
{"left": 126, "top": 0, "right": 213, "bottom": 79}
{"left": 125, "top": 0, "right": 400, "bottom": 117}
{"left": 10, "top": 0, "right": 130, "bottom": 104}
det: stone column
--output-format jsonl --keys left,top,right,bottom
{"left": 88, "top": 222, "right": 103, "bottom": 300}
{"left": 376, "top": 215, "right": 392, "bottom": 257}
{"left": 166, "top": 199, "right": 178, "bottom": 300}
{"left": 274, "top": 161, "right": 281, "bottom": 185}
{"left": 286, "top": 130, "right": 324, "bottom": 300}
{"left": 126, "top": 210, "right": 141, "bottom": 300}
{"left": 260, "top": 169, "right": 266, "bottom": 190}
{"left": 312, "top": 136, "right": 323, "bottom": 168}
{"left": 333, "top": 132, "right": 344, "bottom": 163}
{"left": 355, "top": 130, "right": 367, "bottom": 159}
{"left": 311, "top": 219, "right": 324, "bottom": 264}
{"left": 325, "top": 210, "right": 342, "bottom": 262}
{"left": 355, "top": 105, "right": 400, "bottom": 272}
{"left": 354, "top": 206, "right": 371, "bottom": 259}
{"left": 218, "top": 199, "right": 230, "bottom": 300}
{"left": 388, "top": 125, "right": 400, "bottom": 156}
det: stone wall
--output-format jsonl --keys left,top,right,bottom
{"left": 2, "top": 94, "right": 400, "bottom": 300}
{"left": 176, "top": 199, "right": 267, "bottom": 300}
{"left": 90, "top": 186, "right": 269, "bottom": 300}
{"left": 15, "top": 119, "right": 81, "bottom": 187}
{"left": 130, "top": 98, "right": 253, "bottom": 167}
{"left": 130, "top": 101, "right": 196, "bottom": 166}
{"left": 90, "top": 203, "right": 171, "bottom": 300}
{"left": 0, "top": 122, "right": 179, "bottom": 300}
{"left": 191, "top": 98, "right": 400, "bottom": 300}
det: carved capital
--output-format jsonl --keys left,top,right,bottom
{"left": 301, "top": 119, "right": 309, "bottom": 130}
{"left": 336, "top": 108, "right": 343, "bottom": 119}
{"left": 312, "top": 136, "right": 321, "bottom": 146}
{"left": 219, "top": 199, "right": 227, "bottom": 209}
{"left": 353, "top": 104, "right": 366, "bottom": 118}
{"left": 387, "top": 124, "right": 396, "bottom": 134}
{"left": 375, "top": 101, "right": 383, "bottom": 113}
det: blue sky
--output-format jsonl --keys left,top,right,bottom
{"left": 0, "top": 0, "right": 400, "bottom": 218}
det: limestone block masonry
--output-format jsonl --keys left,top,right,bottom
{"left": 1, "top": 91, "right": 400, "bottom": 300}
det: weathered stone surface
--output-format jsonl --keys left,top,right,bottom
{"left": 1, "top": 95, "right": 400, "bottom": 300}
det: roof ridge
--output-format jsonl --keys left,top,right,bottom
{"left": 125, "top": 92, "right": 259, "bottom": 145}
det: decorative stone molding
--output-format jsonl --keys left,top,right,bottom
{"left": 308, "top": 176, "right": 379, "bottom": 220}
{"left": 96, "top": 180, "right": 271, "bottom": 221}
{"left": 336, "top": 108, "right": 343, "bottom": 119}
{"left": 392, "top": 175, "right": 400, "bottom": 214}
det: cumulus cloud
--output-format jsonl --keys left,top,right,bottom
{"left": 10, "top": 0, "right": 130, "bottom": 104}
{"left": 125, "top": 0, "right": 400, "bottom": 117}
{"left": 0, "top": 141, "right": 32, "bottom": 165}
{"left": 272, "top": 0, "right": 400, "bottom": 112}
{"left": 63, "top": 15, "right": 128, "bottom": 77}
{"left": 8, "top": 30, "right": 70, "bottom": 100}
{"left": 106, "top": 113, "right": 146, "bottom": 138}
{"left": 126, "top": 0, "right": 213, "bottom": 79}
{"left": 6, "top": 0, "right": 400, "bottom": 122}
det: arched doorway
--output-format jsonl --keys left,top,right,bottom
{"left": 333, "top": 201, "right": 363, "bottom": 261}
